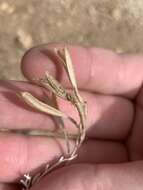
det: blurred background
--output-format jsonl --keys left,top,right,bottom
{"left": 0, "top": 0, "right": 143, "bottom": 80}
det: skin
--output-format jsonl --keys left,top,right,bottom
{"left": 0, "top": 43, "right": 143, "bottom": 189}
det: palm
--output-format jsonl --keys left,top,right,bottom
{"left": 0, "top": 44, "right": 143, "bottom": 190}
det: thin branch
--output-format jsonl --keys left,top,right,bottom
{"left": 0, "top": 128, "right": 77, "bottom": 140}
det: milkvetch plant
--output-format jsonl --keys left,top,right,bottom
{"left": 20, "top": 47, "right": 87, "bottom": 190}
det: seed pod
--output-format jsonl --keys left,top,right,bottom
{"left": 40, "top": 72, "right": 69, "bottom": 100}
{"left": 54, "top": 48, "right": 67, "bottom": 68}
{"left": 20, "top": 92, "right": 67, "bottom": 118}
{"left": 64, "top": 48, "right": 78, "bottom": 91}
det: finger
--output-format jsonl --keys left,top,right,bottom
{"left": 72, "top": 139, "right": 127, "bottom": 164}
{"left": 0, "top": 133, "right": 126, "bottom": 183}
{"left": 127, "top": 105, "right": 143, "bottom": 160}
{"left": 127, "top": 88, "right": 143, "bottom": 160}
{"left": 0, "top": 133, "right": 71, "bottom": 183}
{"left": 21, "top": 44, "right": 143, "bottom": 98}
{"left": 0, "top": 183, "right": 19, "bottom": 190}
{"left": 59, "top": 91, "right": 133, "bottom": 140}
{"left": 0, "top": 81, "right": 133, "bottom": 140}
{"left": 31, "top": 161, "right": 143, "bottom": 190}
{"left": 0, "top": 80, "right": 55, "bottom": 131}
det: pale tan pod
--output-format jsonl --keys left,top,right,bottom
{"left": 64, "top": 48, "right": 78, "bottom": 91}
{"left": 44, "top": 72, "right": 68, "bottom": 99}
{"left": 20, "top": 92, "right": 67, "bottom": 118}
{"left": 54, "top": 48, "right": 67, "bottom": 68}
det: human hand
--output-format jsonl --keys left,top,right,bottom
{"left": 0, "top": 44, "right": 143, "bottom": 190}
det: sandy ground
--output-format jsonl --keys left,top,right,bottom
{"left": 0, "top": 0, "right": 143, "bottom": 80}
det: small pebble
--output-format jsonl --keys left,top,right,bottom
{"left": 115, "top": 47, "right": 124, "bottom": 54}
{"left": 16, "top": 29, "right": 33, "bottom": 49}
{"left": 0, "top": 2, "right": 15, "bottom": 14}
{"left": 111, "top": 8, "right": 122, "bottom": 21}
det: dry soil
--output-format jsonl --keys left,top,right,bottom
{"left": 0, "top": 0, "right": 143, "bottom": 79}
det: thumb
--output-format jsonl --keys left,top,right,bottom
{"left": 31, "top": 161, "right": 143, "bottom": 190}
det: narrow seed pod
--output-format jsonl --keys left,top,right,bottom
{"left": 20, "top": 92, "right": 67, "bottom": 118}
{"left": 64, "top": 48, "right": 78, "bottom": 91}
{"left": 55, "top": 48, "right": 78, "bottom": 91}
{"left": 56, "top": 48, "right": 84, "bottom": 103}
{"left": 54, "top": 48, "right": 67, "bottom": 68}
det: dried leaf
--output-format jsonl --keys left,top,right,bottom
{"left": 20, "top": 92, "right": 67, "bottom": 118}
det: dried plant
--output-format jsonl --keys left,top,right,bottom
{"left": 19, "top": 47, "right": 87, "bottom": 190}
